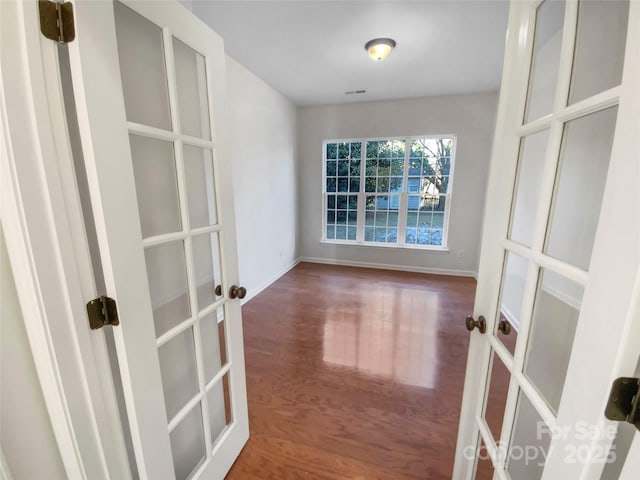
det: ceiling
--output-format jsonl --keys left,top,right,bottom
{"left": 189, "top": 1, "right": 510, "bottom": 106}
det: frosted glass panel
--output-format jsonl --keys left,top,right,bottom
{"left": 192, "top": 233, "right": 222, "bottom": 312}
{"left": 483, "top": 351, "right": 510, "bottom": 442}
{"left": 144, "top": 241, "right": 191, "bottom": 337}
{"left": 114, "top": 2, "right": 171, "bottom": 129}
{"left": 207, "top": 373, "right": 232, "bottom": 446}
{"left": 173, "top": 37, "right": 211, "bottom": 139}
{"left": 509, "top": 130, "right": 549, "bottom": 247}
{"left": 525, "top": 270, "right": 583, "bottom": 413}
{"left": 524, "top": 0, "right": 565, "bottom": 122}
{"left": 130, "top": 135, "right": 181, "bottom": 238}
{"left": 475, "top": 439, "right": 495, "bottom": 480}
{"left": 507, "top": 391, "right": 551, "bottom": 479}
{"left": 183, "top": 145, "right": 217, "bottom": 228}
{"left": 545, "top": 106, "right": 618, "bottom": 270}
{"left": 569, "top": 0, "right": 629, "bottom": 104}
{"left": 200, "top": 308, "right": 227, "bottom": 384}
{"left": 158, "top": 328, "right": 199, "bottom": 421}
{"left": 495, "top": 252, "right": 528, "bottom": 356}
{"left": 169, "top": 403, "right": 206, "bottom": 480}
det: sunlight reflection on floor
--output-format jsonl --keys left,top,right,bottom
{"left": 322, "top": 286, "right": 439, "bottom": 388}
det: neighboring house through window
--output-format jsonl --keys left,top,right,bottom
{"left": 323, "top": 136, "right": 456, "bottom": 249}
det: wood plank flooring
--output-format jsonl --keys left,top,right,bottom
{"left": 226, "top": 262, "right": 477, "bottom": 479}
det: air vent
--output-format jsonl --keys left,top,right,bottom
{"left": 345, "top": 90, "right": 367, "bottom": 95}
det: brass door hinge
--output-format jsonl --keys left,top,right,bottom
{"left": 86, "top": 296, "right": 120, "bottom": 330}
{"left": 605, "top": 377, "right": 640, "bottom": 431}
{"left": 39, "top": 1, "right": 75, "bottom": 44}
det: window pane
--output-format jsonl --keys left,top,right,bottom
{"left": 145, "top": 241, "right": 191, "bottom": 338}
{"left": 569, "top": 0, "right": 628, "bottom": 104}
{"left": 159, "top": 327, "right": 199, "bottom": 421}
{"left": 507, "top": 391, "right": 551, "bottom": 479}
{"left": 365, "top": 195, "right": 400, "bottom": 244}
{"left": 207, "top": 373, "right": 232, "bottom": 447}
{"left": 525, "top": 269, "right": 583, "bottom": 413}
{"left": 183, "top": 145, "right": 217, "bottom": 228}
{"left": 545, "top": 106, "right": 617, "bottom": 270}
{"left": 326, "top": 143, "right": 337, "bottom": 159}
{"left": 509, "top": 130, "right": 549, "bottom": 247}
{"left": 495, "top": 251, "right": 527, "bottom": 356}
{"left": 130, "top": 135, "right": 181, "bottom": 238}
{"left": 114, "top": 1, "right": 171, "bottom": 130}
{"left": 169, "top": 403, "right": 206, "bottom": 480}
{"left": 173, "top": 37, "right": 211, "bottom": 139}
{"left": 524, "top": 0, "right": 566, "bottom": 122}
{"left": 404, "top": 195, "right": 445, "bottom": 246}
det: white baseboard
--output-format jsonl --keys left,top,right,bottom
{"left": 241, "top": 257, "right": 301, "bottom": 305}
{"left": 299, "top": 256, "right": 477, "bottom": 278}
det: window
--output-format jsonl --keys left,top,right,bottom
{"left": 323, "top": 136, "right": 455, "bottom": 249}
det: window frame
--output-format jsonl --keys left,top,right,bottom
{"left": 321, "top": 134, "right": 457, "bottom": 251}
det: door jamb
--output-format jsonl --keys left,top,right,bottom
{"left": 0, "top": 1, "right": 130, "bottom": 478}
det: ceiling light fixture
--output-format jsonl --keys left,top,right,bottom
{"left": 365, "top": 38, "right": 396, "bottom": 61}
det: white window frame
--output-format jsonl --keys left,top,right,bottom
{"left": 321, "top": 134, "right": 457, "bottom": 251}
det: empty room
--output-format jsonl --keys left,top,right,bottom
{"left": 1, "top": 1, "right": 639, "bottom": 479}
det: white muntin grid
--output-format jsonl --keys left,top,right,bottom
{"left": 468, "top": 1, "right": 628, "bottom": 479}
{"left": 321, "top": 134, "right": 457, "bottom": 250}
{"left": 125, "top": 17, "right": 235, "bottom": 476}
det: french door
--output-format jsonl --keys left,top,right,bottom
{"left": 454, "top": 1, "right": 639, "bottom": 479}
{"left": 66, "top": 1, "right": 248, "bottom": 478}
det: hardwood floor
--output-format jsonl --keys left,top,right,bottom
{"left": 227, "top": 262, "right": 477, "bottom": 479}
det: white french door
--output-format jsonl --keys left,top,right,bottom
{"left": 66, "top": 1, "right": 248, "bottom": 478}
{"left": 454, "top": 0, "right": 639, "bottom": 479}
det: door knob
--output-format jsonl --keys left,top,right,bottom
{"left": 498, "top": 318, "right": 512, "bottom": 335}
{"left": 465, "top": 315, "right": 486, "bottom": 334}
{"left": 215, "top": 284, "right": 222, "bottom": 296}
{"left": 229, "top": 285, "right": 247, "bottom": 300}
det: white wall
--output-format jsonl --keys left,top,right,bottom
{"left": 0, "top": 225, "right": 67, "bottom": 479}
{"left": 225, "top": 56, "right": 298, "bottom": 299}
{"left": 297, "top": 92, "right": 498, "bottom": 276}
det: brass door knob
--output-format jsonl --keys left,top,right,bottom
{"left": 498, "top": 319, "right": 512, "bottom": 335}
{"left": 215, "top": 284, "right": 222, "bottom": 296}
{"left": 229, "top": 285, "right": 247, "bottom": 300}
{"left": 465, "top": 315, "right": 486, "bottom": 334}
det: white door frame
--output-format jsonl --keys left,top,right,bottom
{"left": 0, "top": 1, "right": 130, "bottom": 478}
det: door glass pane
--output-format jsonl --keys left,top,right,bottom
{"left": 114, "top": 1, "right": 171, "bottom": 130}
{"left": 507, "top": 391, "right": 552, "bottom": 479}
{"left": 525, "top": 269, "right": 584, "bottom": 413}
{"left": 158, "top": 327, "right": 199, "bottom": 421}
{"left": 183, "top": 145, "right": 217, "bottom": 228}
{"left": 169, "top": 403, "right": 206, "bottom": 480}
{"left": 509, "top": 130, "right": 549, "bottom": 247}
{"left": 207, "top": 373, "right": 232, "bottom": 446}
{"left": 545, "top": 106, "right": 618, "bottom": 270}
{"left": 483, "top": 351, "right": 511, "bottom": 442}
{"left": 524, "top": 0, "right": 566, "bottom": 122}
{"left": 569, "top": 0, "right": 629, "bottom": 104}
{"left": 495, "top": 252, "right": 527, "bottom": 356}
{"left": 145, "top": 241, "right": 191, "bottom": 337}
{"left": 192, "top": 232, "right": 222, "bottom": 312}
{"left": 173, "top": 38, "right": 212, "bottom": 140}
{"left": 475, "top": 439, "right": 495, "bottom": 480}
{"left": 200, "top": 308, "right": 228, "bottom": 384}
{"left": 130, "top": 135, "right": 181, "bottom": 238}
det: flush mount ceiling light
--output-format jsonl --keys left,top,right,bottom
{"left": 365, "top": 38, "right": 396, "bottom": 61}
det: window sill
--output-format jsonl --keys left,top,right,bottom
{"left": 320, "top": 239, "right": 450, "bottom": 252}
